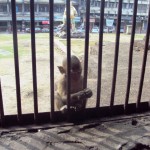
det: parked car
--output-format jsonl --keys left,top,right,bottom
{"left": 103, "top": 26, "right": 115, "bottom": 33}
{"left": 109, "top": 26, "right": 115, "bottom": 33}
{"left": 120, "top": 27, "right": 124, "bottom": 33}
{"left": 103, "top": 27, "right": 109, "bottom": 33}
{"left": 25, "top": 27, "right": 42, "bottom": 33}
{"left": 77, "top": 27, "right": 85, "bottom": 33}
{"left": 91, "top": 28, "right": 99, "bottom": 33}
{"left": 25, "top": 28, "right": 30, "bottom": 33}
{"left": 54, "top": 26, "right": 58, "bottom": 32}
{"left": 35, "top": 27, "right": 41, "bottom": 33}
{"left": 42, "top": 28, "right": 49, "bottom": 33}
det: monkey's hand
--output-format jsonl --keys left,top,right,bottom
{"left": 71, "top": 88, "right": 93, "bottom": 103}
{"left": 77, "top": 88, "right": 93, "bottom": 100}
{"left": 83, "top": 88, "right": 93, "bottom": 98}
{"left": 70, "top": 88, "right": 92, "bottom": 111}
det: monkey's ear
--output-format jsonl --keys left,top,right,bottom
{"left": 58, "top": 66, "right": 66, "bottom": 74}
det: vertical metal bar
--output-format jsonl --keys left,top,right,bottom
{"left": 66, "top": 0, "right": 71, "bottom": 110}
{"left": 30, "top": 0, "right": 38, "bottom": 122}
{"left": 0, "top": 80, "right": 4, "bottom": 126}
{"left": 83, "top": 0, "right": 90, "bottom": 108}
{"left": 83, "top": 0, "right": 90, "bottom": 88}
{"left": 136, "top": 3, "right": 150, "bottom": 109}
{"left": 124, "top": 0, "right": 138, "bottom": 111}
{"left": 96, "top": 0, "right": 105, "bottom": 108}
{"left": 110, "top": 0, "right": 122, "bottom": 108}
{"left": 49, "top": 0, "right": 54, "bottom": 119}
{"left": 11, "top": 0, "right": 22, "bottom": 122}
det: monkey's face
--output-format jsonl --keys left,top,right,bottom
{"left": 58, "top": 55, "right": 82, "bottom": 80}
{"left": 57, "top": 65, "right": 82, "bottom": 81}
{"left": 70, "top": 57, "right": 82, "bottom": 79}
{"left": 70, "top": 66, "right": 82, "bottom": 81}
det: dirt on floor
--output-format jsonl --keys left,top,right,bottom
{"left": 0, "top": 37, "right": 150, "bottom": 115}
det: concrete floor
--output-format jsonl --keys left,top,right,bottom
{"left": 0, "top": 112, "right": 150, "bottom": 150}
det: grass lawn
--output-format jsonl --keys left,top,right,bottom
{"left": 0, "top": 33, "right": 49, "bottom": 58}
{"left": 0, "top": 33, "right": 145, "bottom": 59}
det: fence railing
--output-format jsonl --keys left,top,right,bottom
{"left": 0, "top": 0, "right": 150, "bottom": 127}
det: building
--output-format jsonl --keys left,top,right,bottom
{"left": 0, "top": 0, "right": 80, "bottom": 32}
{"left": 79, "top": 0, "right": 149, "bottom": 32}
{"left": 0, "top": 0, "right": 149, "bottom": 32}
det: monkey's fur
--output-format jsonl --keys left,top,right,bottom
{"left": 55, "top": 55, "right": 92, "bottom": 112}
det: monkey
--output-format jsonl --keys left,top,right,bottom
{"left": 55, "top": 55, "right": 92, "bottom": 113}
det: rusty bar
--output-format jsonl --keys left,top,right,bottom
{"left": 124, "top": 0, "right": 138, "bottom": 111}
{"left": 136, "top": 3, "right": 150, "bottom": 109}
{"left": 0, "top": 80, "right": 4, "bottom": 126}
{"left": 11, "top": 0, "right": 22, "bottom": 122}
{"left": 83, "top": 0, "right": 90, "bottom": 108}
{"left": 66, "top": 0, "right": 71, "bottom": 110}
{"left": 49, "top": 0, "right": 54, "bottom": 118}
{"left": 96, "top": 0, "right": 105, "bottom": 108}
{"left": 110, "top": 0, "right": 122, "bottom": 108}
{"left": 30, "top": 0, "right": 38, "bottom": 122}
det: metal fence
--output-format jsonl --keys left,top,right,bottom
{"left": 0, "top": 0, "right": 150, "bottom": 127}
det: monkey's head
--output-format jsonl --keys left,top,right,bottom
{"left": 58, "top": 55, "right": 82, "bottom": 80}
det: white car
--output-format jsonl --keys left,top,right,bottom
{"left": 91, "top": 27, "right": 99, "bottom": 33}
{"left": 109, "top": 26, "right": 115, "bottom": 33}
{"left": 77, "top": 27, "right": 85, "bottom": 33}
{"left": 103, "top": 27, "right": 108, "bottom": 33}
{"left": 103, "top": 27, "right": 115, "bottom": 33}
{"left": 120, "top": 27, "right": 124, "bottom": 33}
{"left": 25, "top": 28, "right": 30, "bottom": 33}
{"left": 42, "top": 28, "right": 49, "bottom": 33}
{"left": 35, "top": 27, "right": 41, "bottom": 33}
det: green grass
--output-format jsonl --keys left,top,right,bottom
{"left": 0, "top": 33, "right": 50, "bottom": 58}
{"left": 0, "top": 33, "right": 145, "bottom": 59}
{"left": 134, "top": 34, "right": 145, "bottom": 40}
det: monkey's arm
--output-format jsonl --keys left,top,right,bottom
{"left": 57, "top": 86, "right": 92, "bottom": 105}
{"left": 56, "top": 77, "right": 68, "bottom": 104}
{"left": 56, "top": 76, "right": 92, "bottom": 105}
{"left": 70, "top": 88, "right": 93, "bottom": 105}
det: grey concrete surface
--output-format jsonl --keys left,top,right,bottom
{"left": 0, "top": 112, "right": 150, "bottom": 150}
